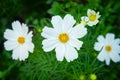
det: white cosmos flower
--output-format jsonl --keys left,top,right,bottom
{"left": 41, "top": 14, "right": 87, "bottom": 62}
{"left": 94, "top": 33, "right": 120, "bottom": 65}
{"left": 4, "top": 20, "right": 34, "bottom": 61}
{"left": 87, "top": 9, "right": 101, "bottom": 26}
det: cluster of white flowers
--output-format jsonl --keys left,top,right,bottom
{"left": 3, "top": 9, "right": 120, "bottom": 66}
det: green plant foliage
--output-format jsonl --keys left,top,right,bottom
{"left": 0, "top": 0, "right": 120, "bottom": 80}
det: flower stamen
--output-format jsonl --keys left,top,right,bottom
{"left": 89, "top": 14, "right": 96, "bottom": 21}
{"left": 18, "top": 36, "right": 25, "bottom": 44}
{"left": 105, "top": 45, "right": 112, "bottom": 52}
{"left": 59, "top": 33, "right": 69, "bottom": 43}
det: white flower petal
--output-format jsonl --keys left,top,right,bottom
{"left": 55, "top": 44, "right": 65, "bottom": 61}
{"left": 87, "top": 9, "right": 92, "bottom": 16}
{"left": 97, "top": 35, "right": 105, "bottom": 44}
{"left": 70, "top": 24, "right": 87, "bottom": 38}
{"left": 94, "top": 42, "right": 103, "bottom": 51}
{"left": 51, "top": 15, "right": 62, "bottom": 32}
{"left": 87, "top": 9, "right": 96, "bottom": 16}
{"left": 81, "top": 16, "right": 89, "bottom": 22}
{"left": 21, "top": 23, "right": 28, "bottom": 35}
{"left": 106, "top": 33, "right": 115, "bottom": 41}
{"left": 87, "top": 20, "right": 98, "bottom": 26}
{"left": 42, "top": 39, "right": 58, "bottom": 52}
{"left": 111, "top": 41, "right": 120, "bottom": 51}
{"left": 97, "top": 48, "right": 110, "bottom": 65}
{"left": 91, "top": 10, "right": 96, "bottom": 14}
{"left": 65, "top": 45, "right": 78, "bottom": 62}
{"left": 109, "top": 52, "right": 120, "bottom": 63}
{"left": 25, "top": 42, "right": 34, "bottom": 53}
{"left": 4, "top": 40, "right": 18, "bottom": 51}
{"left": 97, "top": 12, "right": 101, "bottom": 18}
{"left": 114, "top": 39, "right": 120, "bottom": 45}
{"left": 62, "top": 14, "right": 76, "bottom": 32}
{"left": 12, "top": 20, "right": 22, "bottom": 31}
{"left": 12, "top": 49, "right": 19, "bottom": 60}
{"left": 12, "top": 46, "right": 29, "bottom": 61}
{"left": 24, "top": 31, "right": 34, "bottom": 53}
{"left": 19, "top": 48, "right": 29, "bottom": 61}
{"left": 68, "top": 38, "right": 83, "bottom": 50}
{"left": 103, "top": 48, "right": 111, "bottom": 65}
{"left": 41, "top": 26, "right": 58, "bottom": 39}
{"left": 87, "top": 22, "right": 94, "bottom": 26}
{"left": 113, "top": 45, "right": 120, "bottom": 54}
{"left": 4, "top": 29, "right": 18, "bottom": 40}
{"left": 26, "top": 31, "right": 33, "bottom": 42}
{"left": 97, "top": 49, "right": 105, "bottom": 62}
{"left": 105, "top": 55, "right": 111, "bottom": 66}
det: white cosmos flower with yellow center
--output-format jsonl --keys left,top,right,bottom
{"left": 4, "top": 21, "right": 34, "bottom": 61}
{"left": 94, "top": 33, "right": 120, "bottom": 65}
{"left": 87, "top": 9, "right": 101, "bottom": 26}
{"left": 41, "top": 14, "right": 87, "bottom": 62}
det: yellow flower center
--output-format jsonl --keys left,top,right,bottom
{"left": 18, "top": 36, "right": 25, "bottom": 44}
{"left": 105, "top": 45, "right": 112, "bottom": 52}
{"left": 59, "top": 33, "right": 69, "bottom": 43}
{"left": 89, "top": 14, "right": 96, "bottom": 21}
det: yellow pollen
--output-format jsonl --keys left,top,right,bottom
{"left": 18, "top": 36, "right": 25, "bottom": 44}
{"left": 59, "top": 33, "right": 69, "bottom": 43}
{"left": 89, "top": 14, "right": 96, "bottom": 21}
{"left": 105, "top": 45, "right": 112, "bottom": 52}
